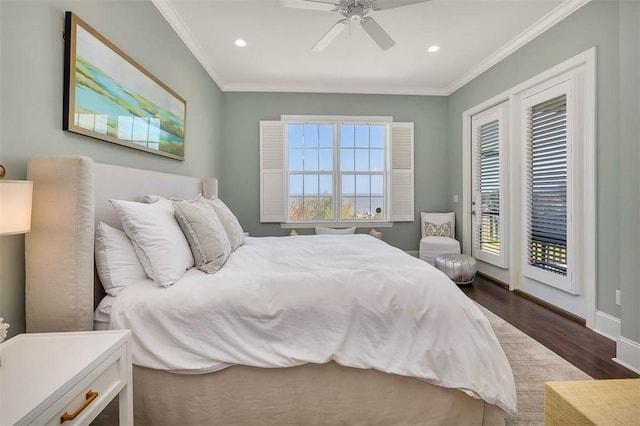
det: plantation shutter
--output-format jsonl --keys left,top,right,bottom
{"left": 526, "top": 95, "right": 568, "bottom": 276}
{"left": 259, "top": 121, "right": 285, "bottom": 223}
{"left": 389, "top": 122, "right": 414, "bottom": 222}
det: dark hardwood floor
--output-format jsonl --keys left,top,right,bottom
{"left": 462, "top": 274, "right": 639, "bottom": 380}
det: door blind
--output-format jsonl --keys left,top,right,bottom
{"left": 475, "top": 119, "right": 501, "bottom": 255}
{"left": 526, "top": 95, "right": 568, "bottom": 276}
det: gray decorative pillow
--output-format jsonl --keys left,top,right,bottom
{"left": 424, "top": 221, "right": 452, "bottom": 238}
{"left": 200, "top": 196, "right": 245, "bottom": 251}
{"left": 173, "top": 199, "right": 231, "bottom": 274}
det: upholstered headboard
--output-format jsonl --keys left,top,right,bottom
{"left": 25, "top": 156, "right": 218, "bottom": 333}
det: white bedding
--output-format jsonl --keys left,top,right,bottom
{"left": 109, "top": 234, "right": 517, "bottom": 415}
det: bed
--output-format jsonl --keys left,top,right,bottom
{"left": 25, "top": 155, "right": 516, "bottom": 425}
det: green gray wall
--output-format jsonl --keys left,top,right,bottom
{"left": 1, "top": 0, "right": 638, "bottom": 348}
{"left": 221, "top": 92, "right": 449, "bottom": 250}
{"left": 0, "top": 0, "right": 223, "bottom": 336}
{"left": 618, "top": 0, "right": 640, "bottom": 344}
{"left": 448, "top": 0, "right": 636, "bottom": 330}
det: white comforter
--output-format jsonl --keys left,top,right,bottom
{"left": 109, "top": 234, "right": 517, "bottom": 415}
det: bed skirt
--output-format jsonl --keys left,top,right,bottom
{"left": 129, "top": 362, "right": 505, "bottom": 426}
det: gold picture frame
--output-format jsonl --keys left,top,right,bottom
{"left": 63, "top": 12, "right": 187, "bottom": 160}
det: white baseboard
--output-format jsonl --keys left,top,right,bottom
{"left": 594, "top": 310, "right": 620, "bottom": 340}
{"left": 406, "top": 250, "right": 419, "bottom": 258}
{"left": 614, "top": 336, "right": 640, "bottom": 374}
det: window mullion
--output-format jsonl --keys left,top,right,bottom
{"left": 334, "top": 123, "right": 340, "bottom": 223}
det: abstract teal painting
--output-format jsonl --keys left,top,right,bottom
{"left": 63, "top": 12, "right": 186, "bottom": 160}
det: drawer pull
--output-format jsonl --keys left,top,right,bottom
{"left": 60, "top": 390, "right": 99, "bottom": 423}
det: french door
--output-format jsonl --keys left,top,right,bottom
{"left": 471, "top": 102, "right": 508, "bottom": 269}
{"left": 520, "top": 82, "right": 574, "bottom": 294}
{"left": 464, "top": 49, "right": 595, "bottom": 325}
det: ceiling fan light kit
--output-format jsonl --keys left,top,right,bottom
{"left": 280, "top": 0, "right": 430, "bottom": 52}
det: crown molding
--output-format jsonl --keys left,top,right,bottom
{"left": 152, "top": 0, "right": 590, "bottom": 96}
{"left": 150, "top": 0, "right": 225, "bottom": 89}
{"left": 444, "top": 0, "right": 591, "bottom": 95}
{"left": 221, "top": 82, "right": 449, "bottom": 96}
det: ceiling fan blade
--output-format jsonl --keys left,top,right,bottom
{"left": 278, "top": 0, "right": 339, "bottom": 12}
{"left": 311, "top": 19, "right": 347, "bottom": 52}
{"left": 373, "top": 0, "right": 431, "bottom": 11}
{"left": 361, "top": 17, "right": 395, "bottom": 50}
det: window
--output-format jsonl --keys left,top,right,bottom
{"left": 521, "top": 79, "right": 574, "bottom": 294}
{"left": 260, "top": 116, "right": 414, "bottom": 226}
{"left": 526, "top": 94, "right": 569, "bottom": 276}
{"left": 287, "top": 123, "right": 335, "bottom": 221}
{"left": 478, "top": 120, "right": 500, "bottom": 254}
{"left": 287, "top": 122, "right": 386, "bottom": 222}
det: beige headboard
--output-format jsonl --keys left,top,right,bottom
{"left": 25, "top": 156, "right": 218, "bottom": 333}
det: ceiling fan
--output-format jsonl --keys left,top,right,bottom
{"left": 279, "top": 0, "right": 431, "bottom": 52}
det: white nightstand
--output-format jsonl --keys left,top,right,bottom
{"left": 0, "top": 330, "right": 133, "bottom": 426}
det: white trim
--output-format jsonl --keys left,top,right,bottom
{"left": 445, "top": 0, "right": 591, "bottom": 94}
{"left": 594, "top": 311, "right": 620, "bottom": 341}
{"left": 281, "top": 115, "right": 393, "bottom": 123}
{"left": 224, "top": 83, "right": 450, "bottom": 97}
{"left": 152, "top": 0, "right": 589, "bottom": 96}
{"left": 581, "top": 48, "right": 597, "bottom": 330}
{"left": 150, "top": 0, "right": 225, "bottom": 89}
{"left": 462, "top": 114, "right": 472, "bottom": 255}
{"left": 614, "top": 336, "right": 640, "bottom": 374}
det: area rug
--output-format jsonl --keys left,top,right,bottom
{"left": 476, "top": 303, "right": 592, "bottom": 425}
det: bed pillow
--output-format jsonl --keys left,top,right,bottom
{"left": 110, "top": 197, "right": 194, "bottom": 288}
{"left": 424, "top": 221, "right": 452, "bottom": 238}
{"left": 95, "top": 222, "right": 148, "bottom": 296}
{"left": 315, "top": 226, "right": 357, "bottom": 235}
{"left": 173, "top": 199, "right": 231, "bottom": 274}
{"left": 200, "top": 196, "right": 244, "bottom": 251}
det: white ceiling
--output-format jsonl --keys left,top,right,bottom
{"left": 152, "top": 0, "right": 589, "bottom": 95}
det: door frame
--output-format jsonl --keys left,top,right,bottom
{"left": 461, "top": 48, "right": 596, "bottom": 328}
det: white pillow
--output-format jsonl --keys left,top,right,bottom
{"left": 200, "top": 196, "right": 244, "bottom": 251}
{"left": 173, "top": 199, "right": 231, "bottom": 274}
{"left": 94, "top": 295, "right": 116, "bottom": 323}
{"left": 110, "top": 197, "right": 194, "bottom": 288}
{"left": 95, "top": 222, "right": 148, "bottom": 296}
{"left": 315, "top": 226, "right": 357, "bottom": 235}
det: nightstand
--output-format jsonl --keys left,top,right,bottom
{"left": 0, "top": 330, "right": 133, "bottom": 425}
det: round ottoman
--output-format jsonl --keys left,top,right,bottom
{"left": 434, "top": 253, "right": 477, "bottom": 285}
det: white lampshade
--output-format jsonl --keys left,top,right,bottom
{"left": 0, "top": 180, "right": 33, "bottom": 235}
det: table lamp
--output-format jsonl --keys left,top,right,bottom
{"left": 0, "top": 164, "right": 33, "bottom": 344}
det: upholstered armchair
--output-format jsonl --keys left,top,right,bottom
{"left": 419, "top": 212, "right": 461, "bottom": 265}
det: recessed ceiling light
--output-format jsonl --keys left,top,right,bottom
{"left": 427, "top": 45, "right": 440, "bottom": 53}
{"left": 234, "top": 39, "right": 247, "bottom": 47}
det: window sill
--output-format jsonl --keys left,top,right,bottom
{"left": 280, "top": 222, "right": 393, "bottom": 229}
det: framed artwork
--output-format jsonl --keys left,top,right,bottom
{"left": 63, "top": 12, "right": 186, "bottom": 160}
